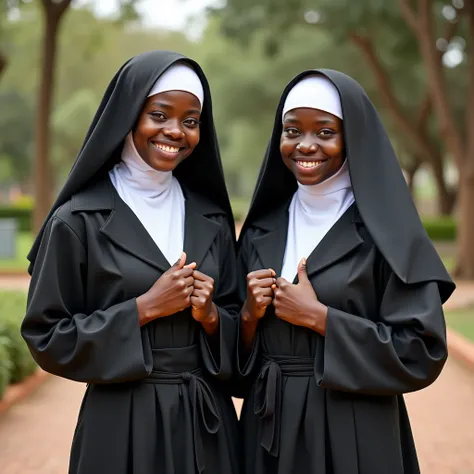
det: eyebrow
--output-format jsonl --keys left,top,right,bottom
{"left": 149, "top": 101, "right": 201, "bottom": 115}
{"left": 283, "top": 117, "right": 337, "bottom": 126}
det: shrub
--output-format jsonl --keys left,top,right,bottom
{"left": 0, "top": 206, "right": 33, "bottom": 232}
{"left": 422, "top": 217, "right": 456, "bottom": 241}
{"left": 0, "top": 291, "right": 36, "bottom": 398}
{"left": 0, "top": 337, "right": 12, "bottom": 399}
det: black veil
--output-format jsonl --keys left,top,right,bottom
{"left": 28, "top": 50, "right": 234, "bottom": 273}
{"left": 240, "top": 69, "right": 454, "bottom": 303}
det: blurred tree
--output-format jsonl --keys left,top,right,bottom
{"left": 32, "top": 0, "right": 143, "bottom": 232}
{"left": 398, "top": 0, "right": 474, "bottom": 277}
{"left": 215, "top": 0, "right": 474, "bottom": 276}
{"left": 214, "top": 0, "right": 465, "bottom": 215}
{"left": 0, "top": 90, "right": 33, "bottom": 189}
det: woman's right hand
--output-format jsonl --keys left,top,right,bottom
{"left": 243, "top": 269, "right": 276, "bottom": 323}
{"left": 136, "top": 252, "right": 196, "bottom": 326}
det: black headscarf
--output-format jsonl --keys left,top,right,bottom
{"left": 240, "top": 69, "right": 454, "bottom": 303}
{"left": 28, "top": 50, "right": 234, "bottom": 274}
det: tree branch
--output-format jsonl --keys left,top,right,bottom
{"left": 350, "top": 33, "right": 436, "bottom": 163}
{"left": 416, "top": 0, "right": 465, "bottom": 169}
{"left": 466, "top": 1, "right": 474, "bottom": 176}
{"left": 399, "top": 0, "right": 419, "bottom": 33}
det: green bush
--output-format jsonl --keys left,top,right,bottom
{"left": 0, "top": 337, "right": 12, "bottom": 400}
{"left": 0, "top": 206, "right": 33, "bottom": 232}
{"left": 422, "top": 217, "right": 456, "bottom": 241}
{"left": 0, "top": 291, "right": 36, "bottom": 398}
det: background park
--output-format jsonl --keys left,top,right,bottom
{"left": 0, "top": 0, "right": 473, "bottom": 472}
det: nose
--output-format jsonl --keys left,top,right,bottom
{"left": 162, "top": 119, "right": 185, "bottom": 140}
{"left": 297, "top": 136, "right": 318, "bottom": 154}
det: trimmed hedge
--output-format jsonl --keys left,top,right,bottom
{"left": 0, "top": 291, "right": 36, "bottom": 400}
{"left": 422, "top": 217, "right": 456, "bottom": 241}
{"left": 0, "top": 207, "right": 33, "bottom": 232}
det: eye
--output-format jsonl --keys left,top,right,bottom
{"left": 284, "top": 127, "right": 300, "bottom": 137}
{"left": 183, "top": 118, "right": 200, "bottom": 128}
{"left": 150, "top": 111, "right": 166, "bottom": 120}
{"left": 318, "top": 129, "right": 336, "bottom": 137}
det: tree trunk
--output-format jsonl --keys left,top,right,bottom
{"left": 350, "top": 33, "right": 455, "bottom": 215}
{"left": 33, "top": 0, "right": 71, "bottom": 233}
{"left": 0, "top": 53, "right": 6, "bottom": 79}
{"left": 454, "top": 173, "right": 474, "bottom": 279}
{"left": 405, "top": 159, "right": 421, "bottom": 195}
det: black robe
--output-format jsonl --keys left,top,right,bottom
{"left": 22, "top": 176, "right": 240, "bottom": 474}
{"left": 236, "top": 201, "right": 448, "bottom": 474}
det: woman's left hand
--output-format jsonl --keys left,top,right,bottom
{"left": 191, "top": 270, "right": 219, "bottom": 334}
{"left": 273, "top": 259, "right": 328, "bottom": 335}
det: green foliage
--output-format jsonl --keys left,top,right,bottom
{"left": 0, "top": 205, "right": 32, "bottom": 232}
{"left": 0, "top": 336, "right": 11, "bottom": 399}
{"left": 0, "top": 291, "right": 35, "bottom": 399}
{"left": 422, "top": 217, "right": 456, "bottom": 241}
{"left": 445, "top": 306, "right": 474, "bottom": 343}
{"left": 0, "top": 292, "right": 35, "bottom": 383}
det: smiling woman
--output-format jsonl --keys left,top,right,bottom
{"left": 234, "top": 70, "right": 455, "bottom": 474}
{"left": 21, "top": 51, "right": 239, "bottom": 474}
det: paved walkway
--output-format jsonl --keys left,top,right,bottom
{"left": 0, "top": 359, "right": 472, "bottom": 473}
{"left": 0, "top": 275, "right": 473, "bottom": 473}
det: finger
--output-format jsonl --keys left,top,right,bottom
{"left": 247, "top": 269, "right": 275, "bottom": 281}
{"left": 257, "top": 287, "right": 274, "bottom": 297}
{"left": 184, "top": 262, "right": 197, "bottom": 270}
{"left": 172, "top": 252, "right": 186, "bottom": 269}
{"left": 192, "top": 270, "right": 213, "bottom": 283}
{"left": 249, "top": 277, "right": 275, "bottom": 288}
{"left": 255, "top": 295, "right": 273, "bottom": 309}
{"left": 276, "top": 277, "right": 290, "bottom": 287}
{"left": 193, "top": 279, "right": 213, "bottom": 291}
{"left": 175, "top": 267, "right": 195, "bottom": 278}
{"left": 297, "top": 257, "right": 310, "bottom": 284}
{"left": 180, "top": 276, "right": 194, "bottom": 288}
{"left": 190, "top": 294, "right": 207, "bottom": 308}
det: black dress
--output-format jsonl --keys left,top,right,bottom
{"left": 236, "top": 203, "right": 445, "bottom": 474}
{"left": 235, "top": 69, "right": 455, "bottom": 474}
{"left": 23, "top": 178, "right": 240, "bottom": 474}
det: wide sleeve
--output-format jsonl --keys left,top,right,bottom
{"left": 22, "top": 216, "right": 153, "bottom": 384}
{"left": 232, "top": 228, "right": 261, "bottom": 398}
{"left": 315, "top": 264, "right": 447, "bottom": 396}
{"left": 199, "top": 216, "right": 239, "bottom": 382}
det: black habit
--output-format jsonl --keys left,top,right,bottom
{"left": 235, "top": 70, "right": 455, "bottom": 474}
{"left": 22, "top": 51, "right": 239, "bottom": 474}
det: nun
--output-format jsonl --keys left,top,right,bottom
{"left": 22, "top": 51, "right": 239, "bottom": 474}
{"left": 235, "top": 71, "right": 455, "bottom": 474}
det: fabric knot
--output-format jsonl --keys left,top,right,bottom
{"left": 182, "top": 371, "right": 193, "bottom": 382}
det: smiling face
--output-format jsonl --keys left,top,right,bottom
{"left": 132, "top": 90, "right": 201, "bottom": 172}
{"left": 280, "top": 107, "right": 345, "bottom": 186}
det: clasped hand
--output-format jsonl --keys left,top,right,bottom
{"left": 245, "top": 258, "right": 325, "bottom": 331}
{"left": 137, "top": 252, "right": 217, "bottom": 325}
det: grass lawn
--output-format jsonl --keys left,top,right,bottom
{"left": 445, "top": 306, "right": 474, "bottom": 343}
{"left": 0, "top": 232, "right": 33, "bottom": 271}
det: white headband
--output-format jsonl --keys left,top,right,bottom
{"left": 147, "top": 62, "right": 204, "bottom": 108}
{"left": 282, "top": 74, "right": 343, "bottom": 123}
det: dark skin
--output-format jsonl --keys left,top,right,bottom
{"left": 241, "top": 107, "right": 345, "bottom": 346}
{"left": 135, "top": 90, "right": 218, "bottom": 336}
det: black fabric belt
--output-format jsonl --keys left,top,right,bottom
{"left": 255, "top": 354, "right": 314, "bottom": 457}
{"left": 143, "top": 345, "right": 220, "bottom": 473}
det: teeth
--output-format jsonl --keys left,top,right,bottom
{"left": 154, "top": 143, "right": 180, "bottom": 153}
{"left": 297, "top": 161, "right": 325, "bottom": 168}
